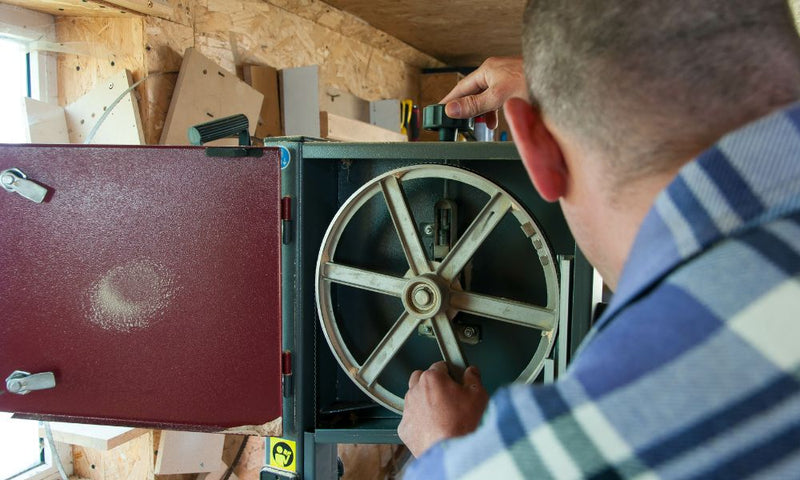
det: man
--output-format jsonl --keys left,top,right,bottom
{"left": 398, "top": 0, "right": 800, "bottom": 478}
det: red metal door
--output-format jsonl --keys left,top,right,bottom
{"left": 0, "top": 145, "right": 282, "bottom": 432}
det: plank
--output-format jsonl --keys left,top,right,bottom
{"left": 160, "top": 48, "right": 263, "bottom": 145}
{"left": 154, "top": 431, "right": 225, "bottom": 474}
{"left": 320, "top": 111, "right": 407, "bottom": 142}
{"left": 64, "top": 69, "right": 145, "bottom": 144}
{"left": 243, "top": 64, "right": 283, "bottom": 138}
{"left": 39, "top": 422, "right": 148, "bottom": 451}
{"left": 73, "top": 430, "right": 155, "bottom": 480}
{"left": 23, "top": 98, "right": 69, "bottom": 143}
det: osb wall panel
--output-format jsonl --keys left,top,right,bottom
{"left": 194, "top": 0, "right": 425, "bottom": 103}
{"left": 56, "top": 16, "right": 146, "bottom": 106}
{"left": 3, "top": 0, "right": 192, "bottom": 25}
{"left": 142, "top": 16, "right": 194, "bottom": 144}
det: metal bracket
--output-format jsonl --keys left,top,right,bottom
{"left": 5, "top": 370, "right": 56, "bottom": 395}
{"left": 1, "top": 168, "right": 49, "bottom": 203}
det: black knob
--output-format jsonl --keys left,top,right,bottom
{"left": 422, "top": 104, "right": 474, "bottom": 141}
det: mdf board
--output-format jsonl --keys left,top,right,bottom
{"left": 243, "top": 64, "right": 282, "bottom": 138}
{"left": 154, "top": 431, "right": 225, "bottom": 474}
{"left": 64, "top": 69, "right": 145, "bottom": 145}
{"left": 160, "top": 48, "right": 263, "bottom": 145}
{"left": 23, "top": 98, "right": 69, "bottom": 143}
{"left": 0, "top": 145, "right": 283, "bottom": 431}
{"left": 280, "top": 65, "right": 320, "bottom": 138}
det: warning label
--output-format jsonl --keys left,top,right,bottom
{"left": 269, "top": 437, "right": 297, "bottom": 473}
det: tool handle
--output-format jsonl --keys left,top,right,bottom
{"left": 188, "top": 114, "right": 250, "bottom": 146}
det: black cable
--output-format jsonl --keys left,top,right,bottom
{"left": 221, "top": 436, "right": 249, "bottom": 480}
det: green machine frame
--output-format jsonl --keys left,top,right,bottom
{"left": 268, "top": 139, "right": 596, "bottom": 480}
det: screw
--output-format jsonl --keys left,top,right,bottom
{"left": 421, "top": 325, "right": 433, "bottom": 334}
{"left": 1, "top": 174, "right": 15, "bottom": 186}
{"left": 463, "top": 326, "right": 477, "bottom": 338}
{"left": 7, "top": 380, "right": 22, "bottom": 393}
{"left": 423, "top": 224, "right": 434, "bottom": 236}
{"left": 108, "top": 82, "right": 114, "bottom": 89}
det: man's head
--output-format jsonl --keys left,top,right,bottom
{"left": 506, "top": 0, "right": 800, "bottom": 287}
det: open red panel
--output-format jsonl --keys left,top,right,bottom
{"left": 0, "top": 145, "right": 282, "bottom": 433}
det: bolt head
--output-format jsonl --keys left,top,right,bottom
{"left": 463, "top": 327, "right": 476, "bottom": 338}
{"left": 413, "top": 288, "right": 432, "bottom": 306}
{"left": 1, "top": 174, "right": 15, "bottom": 186}
{"left": 423, "top": 224, "right": 434, "bottom": 236}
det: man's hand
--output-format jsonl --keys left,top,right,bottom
{"left": 440, "top": 57, "right": 527, "bottom": 129}
{"left": 398, "top": 361, "right": 489, "bottom": 458}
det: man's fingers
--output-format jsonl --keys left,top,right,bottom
{"left": 462, "top": 365, "right": 484, "bottom": 391}
{"left": 429, "top": 361, "right": 449, "bottom": 374}
{"left": 409, "top": 369, "right": 423, "bottom": 389}
{"left": 440, "top": 68, "right": 489, "bottom": 105}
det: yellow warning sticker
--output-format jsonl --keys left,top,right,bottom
{"left": 268, "top": 437, "right": 297, "bottom": 473}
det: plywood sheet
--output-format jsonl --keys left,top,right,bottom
{"left": 324, "top": 0, "right": 526, "bottom": 65}
{"left": 320, "top": 111, "right": 407, "bottom": 142}
{"left": 73, "top": 430, "right": 155, "bottom": 480}
{"left": 160, "top": 47, "right": 263, "bottom": 145}
{"left": 22, "top": 98, "right": 69, "bottom": 143}
{"left": 64, "top": 69, "right": 145, "bottom": 144}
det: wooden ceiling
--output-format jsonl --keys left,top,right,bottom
{"left": 323, "top": 0, "right": 526, "bottom": 67}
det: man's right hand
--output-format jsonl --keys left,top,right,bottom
{"left": 440, "top": 57, "right": 527, "bottom": 129}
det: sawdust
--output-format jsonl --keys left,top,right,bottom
{"left": 218, "top": 417, "right": 282, "bottom": 437}
{"left": 87, "top": 259, "right": 177, "bottom": 332}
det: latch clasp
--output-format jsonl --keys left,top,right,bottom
{"left": 5, "top": 370, "right": 56, "bottom": 395}
{"left": 1, "top": 168, "right": 49, "bottom": 203}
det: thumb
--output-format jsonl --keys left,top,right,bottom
{"left": 445, "top": 93, "right": 487, "bottom": 119}
{"left": 462, "top": 365, "right": 482, "bottom": 388}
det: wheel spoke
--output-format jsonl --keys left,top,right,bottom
{"left": 359, "top": 312, "right": 422, "bottom": 386}
{"left": 430, "top": 312, "right": 467, "bottom": 381}
{"left": 437, "top": 193, "right": 512, "bottom": 281}
{"left": 381, "top": 175, "right": 431, "bottom": 276}
{"left": 320, "top": 262, "right": 406, "bottom": 297}
{"left": 449, "top": 290, "right": 557, "bottom": 331}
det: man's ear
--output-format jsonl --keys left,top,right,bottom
{"left": 504, "top": 97, "right": 567, "bottom": 202}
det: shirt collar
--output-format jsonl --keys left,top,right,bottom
{"left": 592, "top": 102, "right": 800, "bottom": 333}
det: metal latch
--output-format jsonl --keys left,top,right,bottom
{"left": 5, "top": 370, "right": 56, "bottom": 395}
{"left": 1, "top": 168, "right": 49, "bottom": 203}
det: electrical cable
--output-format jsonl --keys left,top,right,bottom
{"left": 221, "top": 435, "right": 249, "bottom": 480}
{"left": 43, "top": 422, "right": 68, "bottom": 480}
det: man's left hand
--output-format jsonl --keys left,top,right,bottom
{"left": 398, "top": 361, "right": 489, "bottom": 457}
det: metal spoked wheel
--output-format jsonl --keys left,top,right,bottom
{"left": 316, "top": 164, "right": 559, "bottom": 413}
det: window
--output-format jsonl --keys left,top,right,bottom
{"left": 0, "top": 37, "right": 30, "bottom": 143}
{"left": 0, "top": 413, "right": 41, "bottom": 479}
{"left": 0, "top": 3, "right": 58, "bottom": 144}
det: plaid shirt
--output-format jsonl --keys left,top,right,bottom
{"left": 404, "top": 103, "right": 800, "bottom": 479}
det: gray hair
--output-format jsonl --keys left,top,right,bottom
{"left": 522, "top": 0, "right": 800, "bottom": 180}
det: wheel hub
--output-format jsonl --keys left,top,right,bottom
{"left": 402, "top": 274, "right": 446, "bottom": 318}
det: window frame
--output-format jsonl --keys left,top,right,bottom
{"left": 0, "top": 3, "right": 58, "bottom": 104}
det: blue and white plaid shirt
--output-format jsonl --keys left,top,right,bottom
{"left": 405, "top": 103, "right": 800, "bottom": 479}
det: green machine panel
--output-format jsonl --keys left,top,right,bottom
{"left": 271, "top": 140, "right": 596, "bottom": 480}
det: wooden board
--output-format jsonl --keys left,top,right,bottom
{"left": 243, "top": 64, "right": 283, "bottom": 138}
{"left": 39, "top": 423, "right": 148, "bottom": 451}
{"left": 320, "top": 87, "right": 370, "bottom": 124}
{"left": 0, "top": 0, "right": 185, "bottom": 23}
{"left": 154, "top": 431, "right": 225, "bottom": 474}
{"left": 73, "top": 430, "right": 155, "bottom": 480}
{"left": 320, "top": 111, "right": 407, "bottom": 142}
{"left": 23, "top": 98, "right": 69, "bottom": 143}
{"left": 159, "top": 47, "right": 263, "bottom": 145}
{"left": 64, "top": 69, "right": 145, "bottom": 144}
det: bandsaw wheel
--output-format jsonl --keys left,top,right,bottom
{"left": 316, "top": 164, "right": 559, "bottom": 413}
